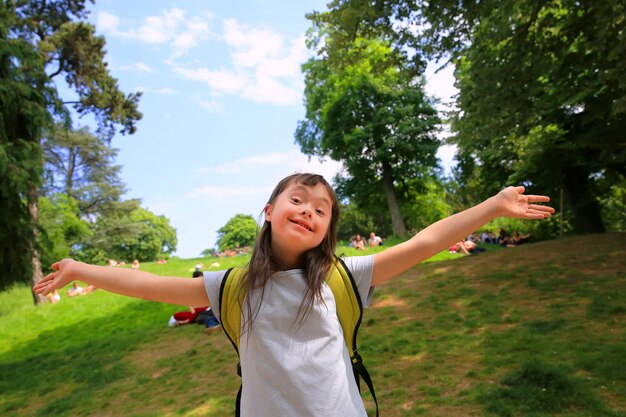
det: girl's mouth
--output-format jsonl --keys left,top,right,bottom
{"left": 289, "top": 219, "right": 313, "bottom": 231}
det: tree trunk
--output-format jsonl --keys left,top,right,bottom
{"left": 29, "top": 186, "right": 45, "bottom": 305}
{"left": 381, "top": 167, "right": 408, "bottom": 237}
{"left": 562, "top": 166, "right": 605, "bottom": 234}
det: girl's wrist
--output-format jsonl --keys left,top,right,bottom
{"left": 484, "top": 196, "right": 504, "bottom": 220}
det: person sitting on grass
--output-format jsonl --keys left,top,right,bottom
{"left": 67, "top": 282, "right": 84, "bottom": 297}
{"left": 351, "top": 234, "right": 366, "bottom": 250}
{"left": 47, "top": 289, "right": 61, "bottom": 304}
{"left": 449, "top": 239, "right": 486, "bottom": 255}
{"left": 368, "top": 232, "right": 383, "bottom": 247}
{"left": 511, "top": 230, "right": 531, "bottom": 246}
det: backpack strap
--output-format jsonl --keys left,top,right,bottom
{"left": 219, "top": 267, "right": 247, "bottom": 353}
{"left": 328, "top": 258, "right": 379, "bottom": 417}
{"left": 218, "top": 267, "right": 247, "bottom": 417}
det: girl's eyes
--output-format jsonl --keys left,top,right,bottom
{"left": 290, "top": 196, "right": 326, "bottom": 216}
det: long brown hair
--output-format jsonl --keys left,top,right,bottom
{"left": 240, "top": 173, "right": 340, "bottom": 331}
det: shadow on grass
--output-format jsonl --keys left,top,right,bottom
{"left": 0, "top": 300, "right": 176, "bottom": 416}
{"left": 483, "top": 359, "right": 619, "bottom": 417}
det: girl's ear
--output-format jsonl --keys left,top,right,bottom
{"left": 264, "top": 204, "right": 272, "bottom": 222}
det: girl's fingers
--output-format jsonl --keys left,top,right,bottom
{"left": 528, "top": 204, "right": 555, "bottom": 213}
{"left": 526, "top": 194, "right": 551, "bottom": 203}
{"left": 526, "top": 209, "right": 552, "bottom": 218}
{"left": 33, "top": 272, "right": 56, "bottom": 294}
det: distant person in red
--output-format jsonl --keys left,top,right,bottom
{"left": 168, "top": 270, "right": 209, "bottom": 326}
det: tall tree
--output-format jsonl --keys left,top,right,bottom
{"left": 320, "top": 0, "right": 626, "bottom": 233}
{"left": 42, "top": 124, "right": 126, "bottom": 216}
{"left": 0, "top": 1, "right": 142, "bottom": 296}
{"left": 440, "top": 0, "right": 626, "bottom": 233}
{"left": 296, "top": 32, "right": 440, "bottom": 236}
{"left": 0, "top": 6, "right": 50, "bottom": 292}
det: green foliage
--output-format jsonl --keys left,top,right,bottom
{"left": 200, "top": 248, "right": 218, "bottom": 257}
{"left": 336, "top": 202, "right": 378, "bottom": 242}
{"left": 400, "top": 176, "right": 453, "bottom": 232}
{"left": 0, "top": 3, "right": 51, "bottom": 291}
{"left": 81, "top": 201, "right": 177, "bottom": 263}
{"left": 41, "top": 124, "right": 126, "bottom": 215}
{"left": 599, "top": 174, "right": 626, "bottom": 232}
{"left": 297, "top": 26, "right": 441, "bottom": 236}
{"left": 0, "top": 0, "right": 142, "bottom": 291}
{"left": 38, "top": 194, "right": 91, "bottom": 271}
{"left": 216, "top": 214, "right": 258, "bottom": 251}
{"left": 430, "top": 1, "right": 625, "bottom": 234}
{"left": 317, "top": 0, "right": 626, "bottom": 235}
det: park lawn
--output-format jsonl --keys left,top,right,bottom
{"left": 0, "top": 234, "right": 624, "bottom": 416}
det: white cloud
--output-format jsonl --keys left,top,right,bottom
{"left": 175, "top": 67, "right": 248, "bottom": 95}
{"left": 197, "top": 149, "right": 342, "bottom": 179}
{"left": 194, "top": 98, "right": 225, "bottom": 113}
{"left": 133, "top": 86, "right": 176, "bottom": 95}
{"left": 154, "top": 87, "right": 176, "bottom": 95}
{"left": 97, "top": 11, "right": 121, "bottom": 33}
{"left": 97, "top": 9, "right": 212, "bottom": 57}
{"left": 187, "top": 185, "right": 273, "bottom": 198}
{"left": 224, "top": 19, "right": 284, "bottom": 68}
{"left": 135, "top": 62, "right": 154, "bottom": 73}
{"left": 174, "top": 18, "right": 307, "bottom": 106}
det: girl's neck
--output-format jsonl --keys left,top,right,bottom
{"left": 271, "top": 241, "right": 305, "bottom": 270}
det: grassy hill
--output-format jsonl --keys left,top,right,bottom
{"left": 0, "top": 234, "right": 624, "bottom": 416}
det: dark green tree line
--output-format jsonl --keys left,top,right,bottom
{"left": 311, "top": 0, "right": 626, "bottom": 234}
{"left": 0, "top": 0, "right": 142, "bottom": 295}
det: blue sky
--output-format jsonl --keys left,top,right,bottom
{"left": 82, "top": 0, "right": 458, "bottom": 259}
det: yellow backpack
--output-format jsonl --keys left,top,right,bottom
{"left": 218, "top": 258, "right": 379, "bottom": 416}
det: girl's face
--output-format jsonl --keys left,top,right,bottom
{"left": 265, "top": 182, "right": 333, "bottom": 265}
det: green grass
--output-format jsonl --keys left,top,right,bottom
{"left": 1, "top": 235, "right": 625, "bottom": 416}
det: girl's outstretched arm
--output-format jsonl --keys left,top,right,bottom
{"left": 33, "top": 259, "right": 210, "bottom": 307}
{"left": 371, "top": 186, "right": 555, "bottom": 286}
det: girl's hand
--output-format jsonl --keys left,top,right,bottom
{"left": 33, "top": 259, "right": 79, "bottom": 296}
{"left": 494, "top": 186, "right": 555, "bottom": 219}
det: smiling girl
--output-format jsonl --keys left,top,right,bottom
{"left": 34, "top": 172, "right": 554, "bottom": 416}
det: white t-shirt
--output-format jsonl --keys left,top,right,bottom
{"left": 204, "top": 255, "right": 375, "bottom": 417}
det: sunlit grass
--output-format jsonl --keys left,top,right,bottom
{"left": 1, "top": 234, "right": 625, "bottom": 416}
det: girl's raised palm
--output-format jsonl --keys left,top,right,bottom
{"left": 495, "top": 186, "right": 555, "bottom": 219}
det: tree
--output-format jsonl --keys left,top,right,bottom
{"left": 0, "top": 9, "right": 50, "bottom": 291}
{"left": 41, "top": 124, "right": 126, "bottom": 215}
{"left": 38, "top": 194, "right": 91, "bottom": 270}
{"left": 441, "top": 0, "right": 626, "bottom": 234}
{"left": 322, "top": 0, "right": 626, "bottom": 234}
{"left": 0, "top": 1, "right": 141, "bottom": 296}
{"left": 296, "top": 32, "right": 440, "bottom": 236}
{"left": 216, "top": 214, "right": 258, "bottom": 252}
{"left": 81, "top": 201, "right": 177, "bottom": 263}
{"left": 336, "top": 202, "right": 379, "bottom": 242}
